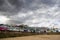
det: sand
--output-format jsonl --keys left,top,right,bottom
{"left": 0, "top": 35, "right": 60, "bottom": 40}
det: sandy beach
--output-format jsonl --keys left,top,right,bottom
{"left": 0, "top": 35, "right": 60, "bottom": 40}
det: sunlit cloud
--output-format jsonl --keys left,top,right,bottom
{"left": 0, "top": 16, "right": 10, "bottom": 24}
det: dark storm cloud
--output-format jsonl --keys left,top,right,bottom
{"left": 40, "top": 0, "right": 56, "bottom": 6}
{"left": 0, "top": 0, "right": 4, "bottom": 6}
{"left": 9, "top": 0, "right": 59, "bottom": 24}
{"left": 0, "top": 0, "right": 57, "bottom": 16}
{"left": 22, "top": 0, "right": 56, "bottom": 11}
{"left": 0, "top": 0, "right": 60, "bottom": 26}
{"left": 0, "top": 0, "right": 24, "bottom": 16}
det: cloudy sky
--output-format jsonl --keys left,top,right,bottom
{"left": 0, "top": 0, "right": 60, "bottom": 27}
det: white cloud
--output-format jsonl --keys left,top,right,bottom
{"left": 0, "top": 16, "right": 10, "bottom": 24}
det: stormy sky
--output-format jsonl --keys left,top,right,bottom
{"left": 0, "top": 0, "right": 60, "bottom": 27}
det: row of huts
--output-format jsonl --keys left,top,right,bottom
{"left": 0, "top": 24, "right": 60, "bottom": 33}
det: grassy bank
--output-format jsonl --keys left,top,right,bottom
{"left": 0, "top": 31, "right": 38, "bottom": 38}
{"left": 0, "top": 31, "right": 60, "bottom": 38}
